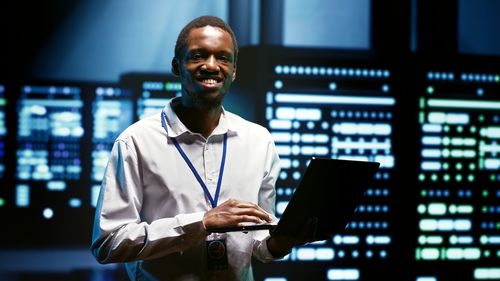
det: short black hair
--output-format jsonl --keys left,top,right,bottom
{"left": 174, "top": 15, "right": 238, "bottom": 64}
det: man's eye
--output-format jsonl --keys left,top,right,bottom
{"left": 218, "top": 55, "right": 231, "bottom": 62}
{"left": 191, "top": 53, "right": 202, "bottom": 60}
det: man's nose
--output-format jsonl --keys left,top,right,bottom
{"left": 203, "top": 55, "right": 219, "bottom": 72}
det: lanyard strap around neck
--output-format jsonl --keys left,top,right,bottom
{"left": 171, "top": 133, "right": 227, "bottom": 208}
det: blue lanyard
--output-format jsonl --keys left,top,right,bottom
{"left": 171, "top": 133, "right": 227, "bottom": 208}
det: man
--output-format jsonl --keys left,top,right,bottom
{"left": 91, "top": 15, "right": 307, "bottom": 280}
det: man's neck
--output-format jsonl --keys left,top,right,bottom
{"left": 174, "top": 102, "right": 222, "bottom": 139}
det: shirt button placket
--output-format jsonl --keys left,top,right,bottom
{"left": 204, "top": 141, "right": 214, "bottom": 185}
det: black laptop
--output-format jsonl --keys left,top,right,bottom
{"left": 207, "top": 157, "right": 380, "bottom": 240}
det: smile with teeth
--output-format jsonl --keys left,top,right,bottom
{"left": 202, "top": 79, "right": 218, "bottom": 85}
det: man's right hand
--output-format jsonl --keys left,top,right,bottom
{"left": 267, "top": 217, "right": 319, "bottom": 258}
{"left": 202, "top": 198, "right": 273, "bottom": 230}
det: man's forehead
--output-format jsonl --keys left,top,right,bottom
{"left": 187, "top": 26, "right": 233, "bottom": 45}
{"left": 191, "top": 25, "right": 226, "bottom": 37}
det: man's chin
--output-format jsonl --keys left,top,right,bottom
{"left": 193, "top": 93, "right": 225, "bottom": 110}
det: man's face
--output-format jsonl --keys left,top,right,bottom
{"left": 176, "top": 26, "right": 237, "bottom": 109}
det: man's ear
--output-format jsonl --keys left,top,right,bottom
{"left": 231, "top": 64, "right": 237, "bottom": 81}
{"left": 171, "top": 58, "right": 180, "bottom": 76}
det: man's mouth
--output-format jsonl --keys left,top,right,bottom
{"left": 197, "top": 77, "right": 223, "bottom": 88}
{"left": 201, "top": 78, "right": 219, "bottom": 85}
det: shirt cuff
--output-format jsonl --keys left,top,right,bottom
{"left": 253, "top": 234, "right": 290, "bottom": 262}
{"left": 177, "top": 211, "right": 209, "bottom": 238}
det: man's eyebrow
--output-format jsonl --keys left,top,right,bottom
{"left": 188, "top": 47, "right": 233, "bottom": 53}
{"left": 186, "top": 49, "right": 234, "bottom": 59}
{"left": 187, "top": 48, "right": 205, "bottom": 53}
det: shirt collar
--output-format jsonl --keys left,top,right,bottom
{"left": 162, "top": 97, "right": 238, "bottom": 138}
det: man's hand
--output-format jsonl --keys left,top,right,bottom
{"left": 202, "top": 199, "right": 273, "bottom": 230}
{"left": 266, "top": 217, "right": 319, "bottom": 258}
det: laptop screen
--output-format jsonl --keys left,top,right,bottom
{"left": 271, "top": 157, "right": 380, "bottom": 240}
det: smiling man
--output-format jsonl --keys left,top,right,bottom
{"left": 91, "top": 16, "right": 305, "bottom": 281}
{"left": 173, "top": 23, "right": 235, "bottom": 113}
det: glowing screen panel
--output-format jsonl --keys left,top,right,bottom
{"left": 415, "top": 67, "right": 500, "bottom": 280}
{"left": 120, "top": 73, "right": 182, "bottom": 120}
{"left": 0, "top": 84, "right": 5, "bottom": 180}
{"left": 251, "top": 49, "right": 397, "bottom": 280}
{"left": 0, "top": 84, "right": 6, "bottom": 211}
{"left": 11, "top": 83, "right": 90, "bottom": 245}
{"left": 16, "top": 85, "right": 84, "bottom": 210}
{"left": 5, "top": 82, "right": 135, "bottom": 246}
{"left": 137, "top": 80, "right": 180, "bottom": 119}
{"left": 90, "top": 86, "right": 134, "bottom": 208}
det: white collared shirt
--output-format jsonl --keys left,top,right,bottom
{"left": 91, "top": 97, "right": 281, "bottom": 281}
